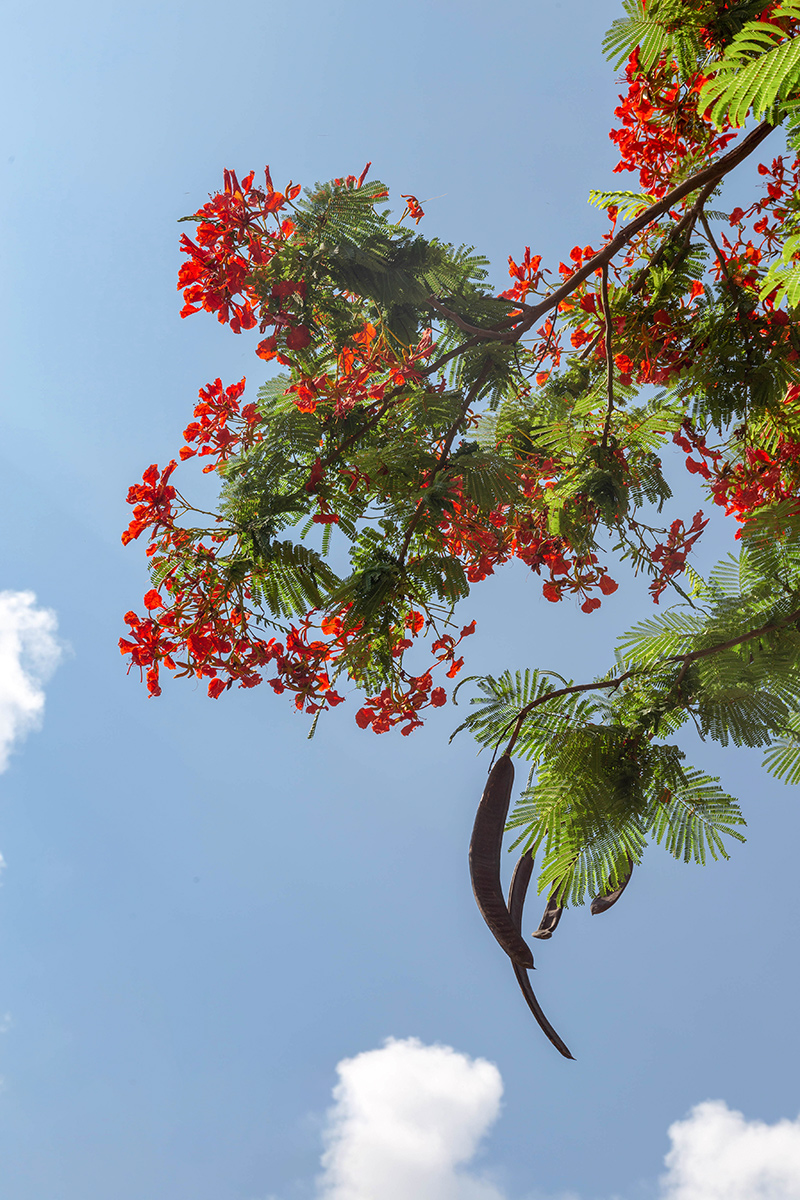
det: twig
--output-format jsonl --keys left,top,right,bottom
{"left": 627, "top": 177, "right": 718, "bottom": 298}
{"left": 699, "top": 209, "right": 736, "bottom": 289}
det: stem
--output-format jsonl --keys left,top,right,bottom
{"left": 627, "top": 178, "right": 718, "bottom": 298}
{"left": 699, "top": 209, "right": 736, "bottom": 288}
{"left": 304, "top": 379, "right": 415, "bottom": 492}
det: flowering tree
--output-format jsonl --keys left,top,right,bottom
{"left": 122, "top": 1, "right": 800, "bottom": 1053}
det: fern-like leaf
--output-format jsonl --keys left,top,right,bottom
{"left": 699, "top": 4, "right": 800, "bottom": 127}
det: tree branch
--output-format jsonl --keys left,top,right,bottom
{"left": 504, "top": 601, "right": 800, "bottom": 754}
{"left": 600, "top": 264, "right": 615, "bottom": 450}
{"left": 422, "top": 122, "right": 775, "bottom": 379}
{"left": 397, "top": 363, "right": 491, "bottom": 564}
{"left": 425, "top": 296, "right": 517, "bottom": 342}
{"left": 513, "top": 121, "right": 775, "bottom": 336}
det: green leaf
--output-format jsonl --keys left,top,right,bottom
{"left": 699, "top": 5, "right": 800, "bottom": 127}
{"left": 648, "top": 768, "right": 746, "bottom": 864}
{"left": 588, "top": 189, "right": 657, "bottom": 220}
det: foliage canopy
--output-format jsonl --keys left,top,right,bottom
{"left": 121, "top": 0, "right": 800, "bottom": 1050}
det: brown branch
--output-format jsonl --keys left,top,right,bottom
{"left": 421, "top": 122, "right": 775, "bottom": 379}
{"left": 699, "top": 209, "right": 736, "bottom": 289}
{"left": 426, "top": 296, "right": 517, "bottom": 342}
{"left": 397, "top": 363, "right": 491, "bottom": 564}
{"left": 504, "top": 602, "right": 800, "bottom": 754}
{"left": 512, "top": 121, "right": 774, "bottom": 336}
{"left": 424, "top": 333, "right": 488, "bottom": 379}
{"left": 627, "top": 176, "right": 718, "bottom": 298}
{"left": 300, "top": 127, "right": 777, "bottom": 542}
{"left": 600, "top": 264, "right": 615, "bottom": 450}
{"left": 307, "top": 380, "right": 414, "bottom": 490}
{"left": 578, "top": 328, "right": 604, "bottom": 361}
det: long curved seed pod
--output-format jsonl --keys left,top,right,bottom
{"left": 509, "top": 851, "right": 563, "bottom": 940}
{"left": 531, "top": 890, "right": 564, "bottom": 940}
{"left": 508, "top": 852, "right": 575, "bottom": 1060}
{"left": 469, "top": 755, "right": 534, "bottom": 969}
{"left": 591, "top": 857, "right": 634, "bottom": 915}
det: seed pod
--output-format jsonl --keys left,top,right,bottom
{"left": 508, "top": 853, "right": 563, "bottom": 941}
{"left": 508, "top": 852, "right": 575, "bottom": 1060}
{"left": 507, "top": 849, "right": 534, "bottom": 931}
{"left": 469, "top": 755, "right": 534, "bottom": 969}
{"left": 591, "top": 857, "right": 634, "bottom": 915}
{"left": 532, "top": 890, "right": 564, "bottom": 940}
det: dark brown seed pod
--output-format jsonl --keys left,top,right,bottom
{"left": 508, "top": 852, "right": 575, "bottom": 1060}
{"left": 591, "top": 857, "right": 634, "bottom": 915}
{"left": 531, "top": 890, "right": 564, "bottom": 940}
{"left": 507, "top": 853, "right": 563, "bottom": 941}
{"left": 469, "top": 755, "right": 534, "bottom": 969}
{"left": 507, "top": 849, "right": 534, "bottom": 931}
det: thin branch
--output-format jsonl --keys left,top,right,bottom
{"left": 426, "top": 296, "right": 517, "bottom": 342}
{"left": 504, "top": 602, "right": 800, "bottom": 754}
{"left": 397, "top": 363, "right": 491, "bottom": 564}
{"left": 578, "top": 328, "right": 604, "bottom": 361}
{"left": 600, "top": 264, "right": 615, "bottom": 450}
{"left": 699, "top": 209, "right": 736, "bottom": 288}
{"left": 308, "top": 381, "right": 412, "bottom": 487}
{"left": 627, "top": 177, "right": 718, "bottom": 298}
{"left": 424, "top": 333, "right": 488, "bottom": 379}
{"left": 512, "top": 122, "right": 774, "bottom": 336}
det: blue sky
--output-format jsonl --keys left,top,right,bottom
{"left": 2, "top": 1, "right": 800, "bottom": 1197}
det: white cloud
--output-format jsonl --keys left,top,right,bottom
{"left": 0, "top": 590, "right": 62, "bottom": 773}
{"left": 279, "top": 1040, "right": 800, "bottom": 1200}
{"left": 660, "top": 1100, "right": 800, "bottom": 1200}
{"left": 316, "top": 1037, "right": 506, "bottom": 1200}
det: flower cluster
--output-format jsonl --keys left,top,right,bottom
{"left": 122, "top": 461, "right": 178, "bottom": 547}
{"left": 355, "top": 618, "right": 476, "bottom": 735}
{"left": 123, "top": 31, "right": 800, "bottom": 735}
{"left": 610, "top": 48, "right": 735, "bottom": 198}
{"left": 178, "top": 168, "right": 300, "bottom": 332}
{"left": 438, "top": 487, "right": 619, "bottom": 611}
{"left": 649, "top": 511, "right": 708, "bottom": 602}
{"left": 179, "top": 377, "right": 261, "bottom": 471}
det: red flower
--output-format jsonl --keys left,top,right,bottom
{"left": 122, "top": 461, "right": 178, "bottom": 545}
{"left": 401, "top": 194, "right": 425, "bottom": 223}
{"left": 286, "top": 325, "right": 312, "bottom": 350}
{"left": 406, "top": 610, "right": 425, "bottom": 635}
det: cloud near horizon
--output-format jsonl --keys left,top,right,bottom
{"left": 315, "top": 1037, "right": 505, "bottom": 1200}
{"left": 304, "top": 1039, "right": 800, "bottom": 1200}
{"left": 661, "top": 1100, "right": 800, "bottom": 1200}
{"left": 0, "top": 590, "right": 63, "bottom": 774}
